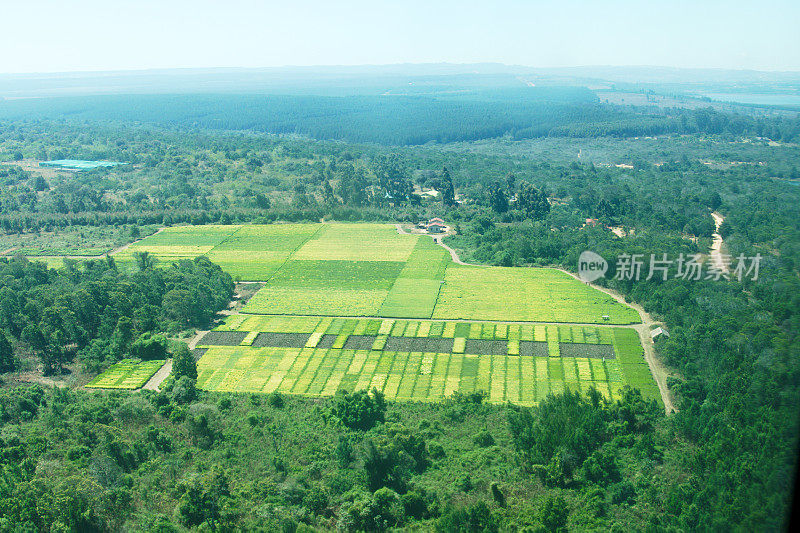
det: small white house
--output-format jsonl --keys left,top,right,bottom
{"left": 651, "top": 327, "right": 670, "bottom": 340}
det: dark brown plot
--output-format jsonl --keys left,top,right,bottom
{"left": 252, "top": 332, "right": 311, "bottom": 348}
{"left": 196, "top": 331, "right": 248, "bottom": 346}
{"left": 464, "top": 339, "right": 508, "bottom": 356}
{"left": 343, "top": 335, "right": 377, "bottom": 350}
{"left": 384, "top": 336, "right": 454, "bottom": 353}
{"left": 316, "top": 334, "right": 339, "bottom": 349}
{"left": 519, "top": 341, "right": 549, "bottom": 357}
{"left": 559, "top": 343, "right": 615, "bottom": 359}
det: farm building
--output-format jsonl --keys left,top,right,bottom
{"left": 651, "top": 327, "right": 670, "bottom": 340}
{"left": 39, "top": 159, "right": 127, "bottom": 171}
{"left": 427, "top": 218, "right": 447, "bottom": 234}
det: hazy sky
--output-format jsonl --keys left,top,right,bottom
{"left": 2, "top": 0, "right": 799, "bottom": 73}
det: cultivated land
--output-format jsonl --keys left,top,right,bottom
{"left": 194, "top": 316, "right": 660, "bottom": 406}
{"left": 98, "top": 222, "right": 657, "bottom": 404}
{"left": 86, "top": 359, "right": 166, "bottom": 390}
{"left": 117, "top": 223, "right": 639, "bottom": 323}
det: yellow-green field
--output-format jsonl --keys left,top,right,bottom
{"left": 80, "top": 222, "right": 658, "bottom": 404}
{"left": 86, "top": 359, "right": 166, "bottom": 390}
{"left": 194, "top": 316, "right": 660, "bottom": 406}
{"left": 114, "top": 223, "right": 640, "bottom": 324}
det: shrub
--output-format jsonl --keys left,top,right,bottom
{"left": 332, "top": 388, "right": 386, "bottom": 431}
{"left": 473, "top": 430, "right": 495, "bottom": 448}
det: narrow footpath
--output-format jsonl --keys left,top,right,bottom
{"left": 142, "top": 359, "right": 172, "bottom": 391}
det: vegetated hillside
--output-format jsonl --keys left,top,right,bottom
{"left": 4, "top": 88, "right": 798, "bottom": 145}
{"left": 0, "top": 118, "right": 799, "bottom": 530}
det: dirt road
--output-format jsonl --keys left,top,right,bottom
{"left": 710, "top": 212, "right": 729, "bottom": 274}
{"left": 557, "top": 269, "right": 676, "bottom": 414}
{"left": 395, "top": 223, "right": 480, "bottom": 266}
{"left": 142, "top": 359, "right": 172, "bottom": 391}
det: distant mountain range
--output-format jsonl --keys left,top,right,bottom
{"left": 1, "top": 63, "right": 799, "bottom": 99}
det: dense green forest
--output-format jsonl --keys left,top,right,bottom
{"left": 2, "top": 91, "right": 800, "bottom": 145}
{"left": 0, "top": 113, "right": 799, "bottom": 530}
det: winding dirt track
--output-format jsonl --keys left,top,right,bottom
{"left": 142, "top": 359, "right": 172, "bottom": 391}
{"left": 710, "top": 212, "right": 728, "bottom": 274}
{"left": 396, "top": 223, "right": 676, "bottom": 413}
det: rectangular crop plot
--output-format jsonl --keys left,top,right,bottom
{"left": 384, "top": 336, "right": 455, "bottom": 353}
{"left": 432, "top": 265, "right": 641, "bottom": 324}
{"left": 559, "top": 343, "right": 615, "bottom": 359}
{"left": 267, "top": 260, "right": 404, "bottom": 290}
{"left": 86, "top": 359, "right": 166, "bottom": 390}
{"left": 251, "top": 332, "right": 311, "bottom": 348}
{"left": 244, "top": 287, "right": 389, "bottom": 316}
{"left": 292, "top": 224, "right": 418, "bottom": 262}
{"left": 519, "top": 341, "right": 549, "bottom": 357}
{"left": 464, "top": 339, "right": 508, "bottom": 356}
{"left": 379, "top": 278, "right": 443, "bottom": 318}
{"left": 197, "top": 331, "right": 249, "bottom": 346}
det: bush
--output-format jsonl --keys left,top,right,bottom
{"left": 171, "top": 344, "right": 197, "bottom": 380}
{"left": 436, "top": 502, "right": 498, "bottom": 533}
{"left": 473, "top": 430, "right": 495, "bottom": 448}
{"left": 267, "top": 392, "right": 285, "bottom": 408}
{"left": 332, "top": 388, "right": 386, "bottom": 431}
{"left": 611, "top": 481, "right": 636, "bottom": 505}
{"left": 130, "top": 333, "right": 168, "bottom": 361}
{"left": 171, "top": 376, "right": 196, "bottom": 404}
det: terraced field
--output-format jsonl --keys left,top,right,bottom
{"left": 194, "top": 316, "right": 660, "bottom": 405}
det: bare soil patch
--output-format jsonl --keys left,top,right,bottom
{"left": 519, "top": 341, "right": 549, "bottom": 357}
{"left": 252, "top": 332, "right": 310, "bottom": 348}
{"left": 464, "top": 339, "right": 508, "bottom": 356}
{"left": 559, "top": 343, "right": 615, "bottom": 359}
{"left": 196, "top": 331, "right": 248, "bottom": 346}
{"left": 384, "top": 336, "right": 455, "bottom": 353}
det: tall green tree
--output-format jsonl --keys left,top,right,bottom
{"left": 172, "top": 343, "right": 198, "bottom": 380}
{"left": 515, "top": 182, "right": 550, "bottom": 220}
{"left": 440, "top": 166, "right": 456, "bottom": 207}
{"left": 0, "top": 331, "right": 14, "bottom": 372}
{"left": 489, "top": 183, "right": 509, "bottom": 214}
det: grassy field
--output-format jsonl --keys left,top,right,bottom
{"left": 85, "top": 359, "right": 166, "bottom": 390}
{"left": 195, "top": 316, "right": 660, "bottom": 406}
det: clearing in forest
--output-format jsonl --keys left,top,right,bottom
{"left": 97, "top": 222, "right": 659, "bottom": 404}
{"left": 118, "top": 223, "right": 638, "bottom": 324}
{"left": 86, "top": 359, "right": 166, "bottom": 390}
{"left": 192, "top": 316, "right": 660, "bottom": 406}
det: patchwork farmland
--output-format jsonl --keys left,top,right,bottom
{"left": 112, "top": 223, "right": 658, "bottom": 405}
{"left": 194, "top": 316, "right": 660, "bottom": 405}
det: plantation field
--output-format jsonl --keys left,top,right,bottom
{"left": 111, "top": 223, "right": 639, "bottom": 324}
{"left": 85, "top": 359, "right": 166, "bottom": 390}
{"left": 432, "top": 265, "right": 641, "bottom": 324}
{"left": 195, "top": 316, "right": 661, "bottom": 406}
